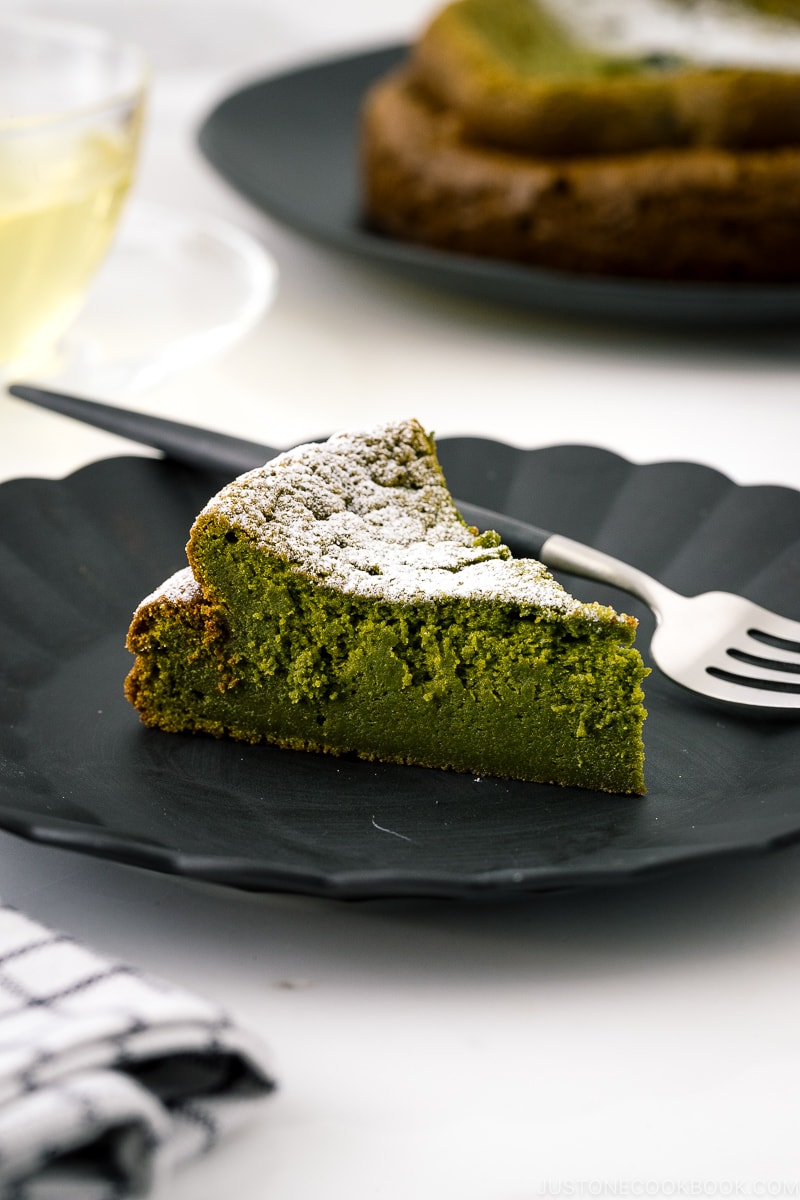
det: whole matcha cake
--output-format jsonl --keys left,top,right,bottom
{"left": 125, "top": 420, "right": 648, "bottom": 794}
{"left": 361, "top": 0, "right": 800, "bottom": 281}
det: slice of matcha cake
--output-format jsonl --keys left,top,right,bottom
{"left": 125, "top": 419, "right": 648, "bottom": 793}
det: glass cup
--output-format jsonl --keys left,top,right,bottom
{"left": 0, "top": 15, "right": 147, "bottom": 374}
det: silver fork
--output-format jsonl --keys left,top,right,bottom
{"left": 9, "top": 382, "right": 800, "bottom": 714}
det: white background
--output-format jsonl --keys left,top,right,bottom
{"left": 2, "top": 1, "right": 800, "bottom": 1196}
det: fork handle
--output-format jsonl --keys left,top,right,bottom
{"left": 458, "top": 502, "right": 671, "bottom": 616}
{"left": 8, "top": 384, "right": 276, "bottom": 475}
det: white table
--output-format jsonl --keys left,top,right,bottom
{"left": 4, "top": 1, "right": 800, "bottom": 1196}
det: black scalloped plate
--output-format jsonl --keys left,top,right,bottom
{"left": 198, "top": 44, "right": 800, "bottom": 327}
{"left": 2, "top": 441, "right": 800, "bottom": 899}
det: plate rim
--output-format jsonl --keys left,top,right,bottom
{"left": 0, "top": 793, "right": 796, "bottom": 898}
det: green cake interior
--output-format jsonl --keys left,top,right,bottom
{"left": 125, "top": 420, "right": 648, "bottom": 794}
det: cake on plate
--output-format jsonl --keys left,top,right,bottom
{"left": 125, "top": 419, "right": 648, "bottom": 794}
{"left": 361, "top": 0, "right": 800, "bottom": 281}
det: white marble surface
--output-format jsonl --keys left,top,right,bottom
{"left": 3, "top": 1, "right": 800, "bottom": 1196}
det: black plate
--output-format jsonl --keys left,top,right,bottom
{"left": 2, "top": 440, "right": 800, "bottom": 899}
{"left": 199, "top": 44, "right": 800, "bottom": 328}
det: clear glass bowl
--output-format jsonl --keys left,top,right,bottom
{"left": 0, "top": 15, "right": 148, "bottom": 370}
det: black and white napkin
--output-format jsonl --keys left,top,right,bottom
{"left": 0, "top": 903, "right": 276, "bottom": 1199}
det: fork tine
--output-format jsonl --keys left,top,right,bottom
{"left": 717, "top": 654, "right": 800, "bottom": 686}
{"left": 744, "top": 606, "right": 800, "bottom": 648}
{"left": 701, "top": 669, "right": 800, "bottom": 709}
{"left": 734, "top": 640, "right": 800, "bottom": 670}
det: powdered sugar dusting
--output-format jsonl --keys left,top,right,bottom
{"left": 139, "top": 567, "right": 200, "bottom": 610}
{"left": 190, "top": 419, "right": 605, "bottom": 618}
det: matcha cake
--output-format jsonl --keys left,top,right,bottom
{"left": 409, "top": 0, "right": 800, "bottom": 156}
{"left": 125, "top": 420, "right": 648, "bottom": 794}
{"left": 361, "top": 0, "right": 800, "bottom": 280}
{"left": 361, "top": 69, "right": 800, "bottom": 281}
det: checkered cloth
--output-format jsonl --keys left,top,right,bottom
{"left": 0, "top": 904, "right": 276, "bottom": 1198}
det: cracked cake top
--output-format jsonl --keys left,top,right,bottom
{"left": 187, "top": 418, "right": 621, "bottom": 620}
